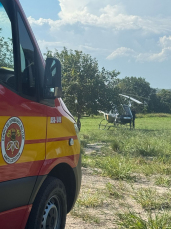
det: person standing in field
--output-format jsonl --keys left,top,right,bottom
{"left": 131, "top": 109, "right": 136, "bottom": 128}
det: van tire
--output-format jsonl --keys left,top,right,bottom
{"left": 27, "top": 176, "right": 67, "bottom": 229}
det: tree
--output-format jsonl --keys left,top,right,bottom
{"left": 45, "top": 47, "right": 120, "bottom": 129}
{"left": 156, "top": 89, "right": 171, "bottom": 113}
{"left": 117, "top": 76, "right": 152, "bottom": 112}
{"left": 97, "top": 67, "right": 120, "bottom": 112}
{"left": 0, "top": 28, "right": 13, "bottom": 68}
{"left": 147, "top": 88, "right": 159, "bottom": 113}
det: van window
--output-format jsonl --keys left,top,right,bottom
{"left": 17, "top": 12, "right": 36, "bottom": 97}
{"left": 0, "top": 2, "right": 15, "bottom": 89}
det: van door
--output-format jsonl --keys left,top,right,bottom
{"left": 0, "top": 1, "right": 46, "bottom": 228}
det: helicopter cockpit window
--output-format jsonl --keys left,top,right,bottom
{"left": 0, "top": 2, "right": 15, "bottom": 90}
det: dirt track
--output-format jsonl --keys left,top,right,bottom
{"left": 65, "top": 167, "right": 118, "bottom": 228}
{"left": 65, "top": 144, "right": 171, "bottom": 229}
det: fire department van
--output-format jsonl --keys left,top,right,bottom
{"left": 0, "top": 0, "right": 81, "bottom": 228}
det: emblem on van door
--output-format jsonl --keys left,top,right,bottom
{"left": 1, "top": 117, "right": 25, "bottom": 164}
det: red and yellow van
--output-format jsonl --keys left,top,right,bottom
{"left": 0, "top": 0, "right": 81, "bottom": 228}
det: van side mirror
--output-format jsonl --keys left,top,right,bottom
{"left": 44, "top": 57, "right": 62, "bottom": 99}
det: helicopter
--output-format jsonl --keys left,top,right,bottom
{"left": 98, "top": 94, "right": 143, "bottom": 130}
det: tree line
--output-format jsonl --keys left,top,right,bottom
{"left": 45, "top": 48, "right": 171, "bottom": 120}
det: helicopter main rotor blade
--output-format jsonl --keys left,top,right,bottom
{"left": 119, "top": 94, "right": 143, "bottom": 104}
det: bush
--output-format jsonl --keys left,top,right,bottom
{"left": 111, "top": 140, "right": 120, "bottom": 152}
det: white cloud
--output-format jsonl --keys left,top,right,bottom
{"left": 136, "top": 48, "right": 171, "bottom": 62}
{"left": 59, "top": 0, "right": 90, "bottom": 13}
{"left": 107, "top": 47, "right": 136, "bottom": 59}
{"left": 28, "top": 1, "right": 171, "bottom": 34}
{"left": 28, "top": 16, "right": 63, "bottom": 28}
{"left": 80, "top": 45, "right": 101, "bottom": 51}
{"left": 138, "top": 35, "right": 171, "bottom": 62}
{"left": 149, "top": 47, "right": 171, "bottom": 62}
{"left": 28, "top": 17, "right": 50, "bottom": 26}
{"left": 159, "top": 36, "right": 171, "bottom": 48}
{"left": 108, "top": 36, "right": 171, "bottom": 62}
{"left": 27, "top": 1, "right": 171, "bottom": 65}
{"left": 26, "top": 1, "right": 171, "bottom": 65}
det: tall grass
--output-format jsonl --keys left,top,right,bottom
{"left": 95, "top": 155, "right": 134, "bottom": 180}
{"left": 118, "top": 211, "right": 171, "bottom": 228}
{"left": 81, "top": 115, "right": 171, "bottom": 178}
{"left": 133, "top": 188, "right": 171, "bottom": 210}
{"left": 136, "top": 113, "right": 171, "bottom": 118}
{"left": 78, "top": 115, "right": 171, "bottom": 228}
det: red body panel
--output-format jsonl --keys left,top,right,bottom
{"left": 0, "top": 85, "right": 61, "bottom": 117}
{"left": 0, "top": 154, "right": 79, "bottom": 183}
{"left": 39, "top": 154, "right": 80, "bottom": 175}
{"left": 0, "top": 85, "right": 73, "bottom": 119}
{"left": 0, "top": 160, "right": 44, "bottom": 182}
{"left": 0, "top": 205, "right": 32, "bottom": 229}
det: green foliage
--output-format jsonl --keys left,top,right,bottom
{"left": 80, "top": 145, "right": 85, "bottom": 155}
{"left": 118, "top": 76, "right": 151, "bottom": 98}
{"left": 44, "top": 47, "right": 120, "bottom": 128}
{"left": 136, "top": 113, "right": 171, "bottom": 118}
{"left": 155, "top": 176, "right": 171, "bottom": 187}
{"left": 156, "top": 89, "right": 171, "bottom": 113}
{"left": 80, "top": 115, "right": 171, "bottom": 178}
{"left": 81, "top": 140, "right": 88, "bottom": 148}
{"left": 133, "top": 188, "right": 171, "bottom": 210}
{"left": 106, "top": 182, "right": 123, "bottom": 199}
{"left": 118, "top": 211, "right": 171, "bottom": 228}
{"left": 0, "top": 28, "right": 14, "bottom": 68}
{"left": 77, "top": 190, "right": 104, "bottom": 208}
{"left": 117, "top": 76, "right": 151, "bottom": 112}
{"left": 71, "top": 209, "right": 101, "bottom": 224}
{"left": 94, "top": 155, "right": 133, "bottom": 180}
{"left": 111, "top": 140, "right": 121, "bottom": 152}
{"left": 116, "top": 76, "right": 171, "bottom": 114}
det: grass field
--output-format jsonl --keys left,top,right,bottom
{"left": 70, "top": 114, "right": 171, "bottom": 228}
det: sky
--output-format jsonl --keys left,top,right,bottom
{"left": 19, "top": 0, "right": 171, "bottom": 89}
{"left": 0, "top": 4, "right": 12, "bottom": 39}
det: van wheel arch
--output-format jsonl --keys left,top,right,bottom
{"left": 48, "top": 163, "right": 76, "bottom": 213}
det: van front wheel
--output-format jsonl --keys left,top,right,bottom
{"left": 27, "top": 177, "right": 67, "bottom": 229}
